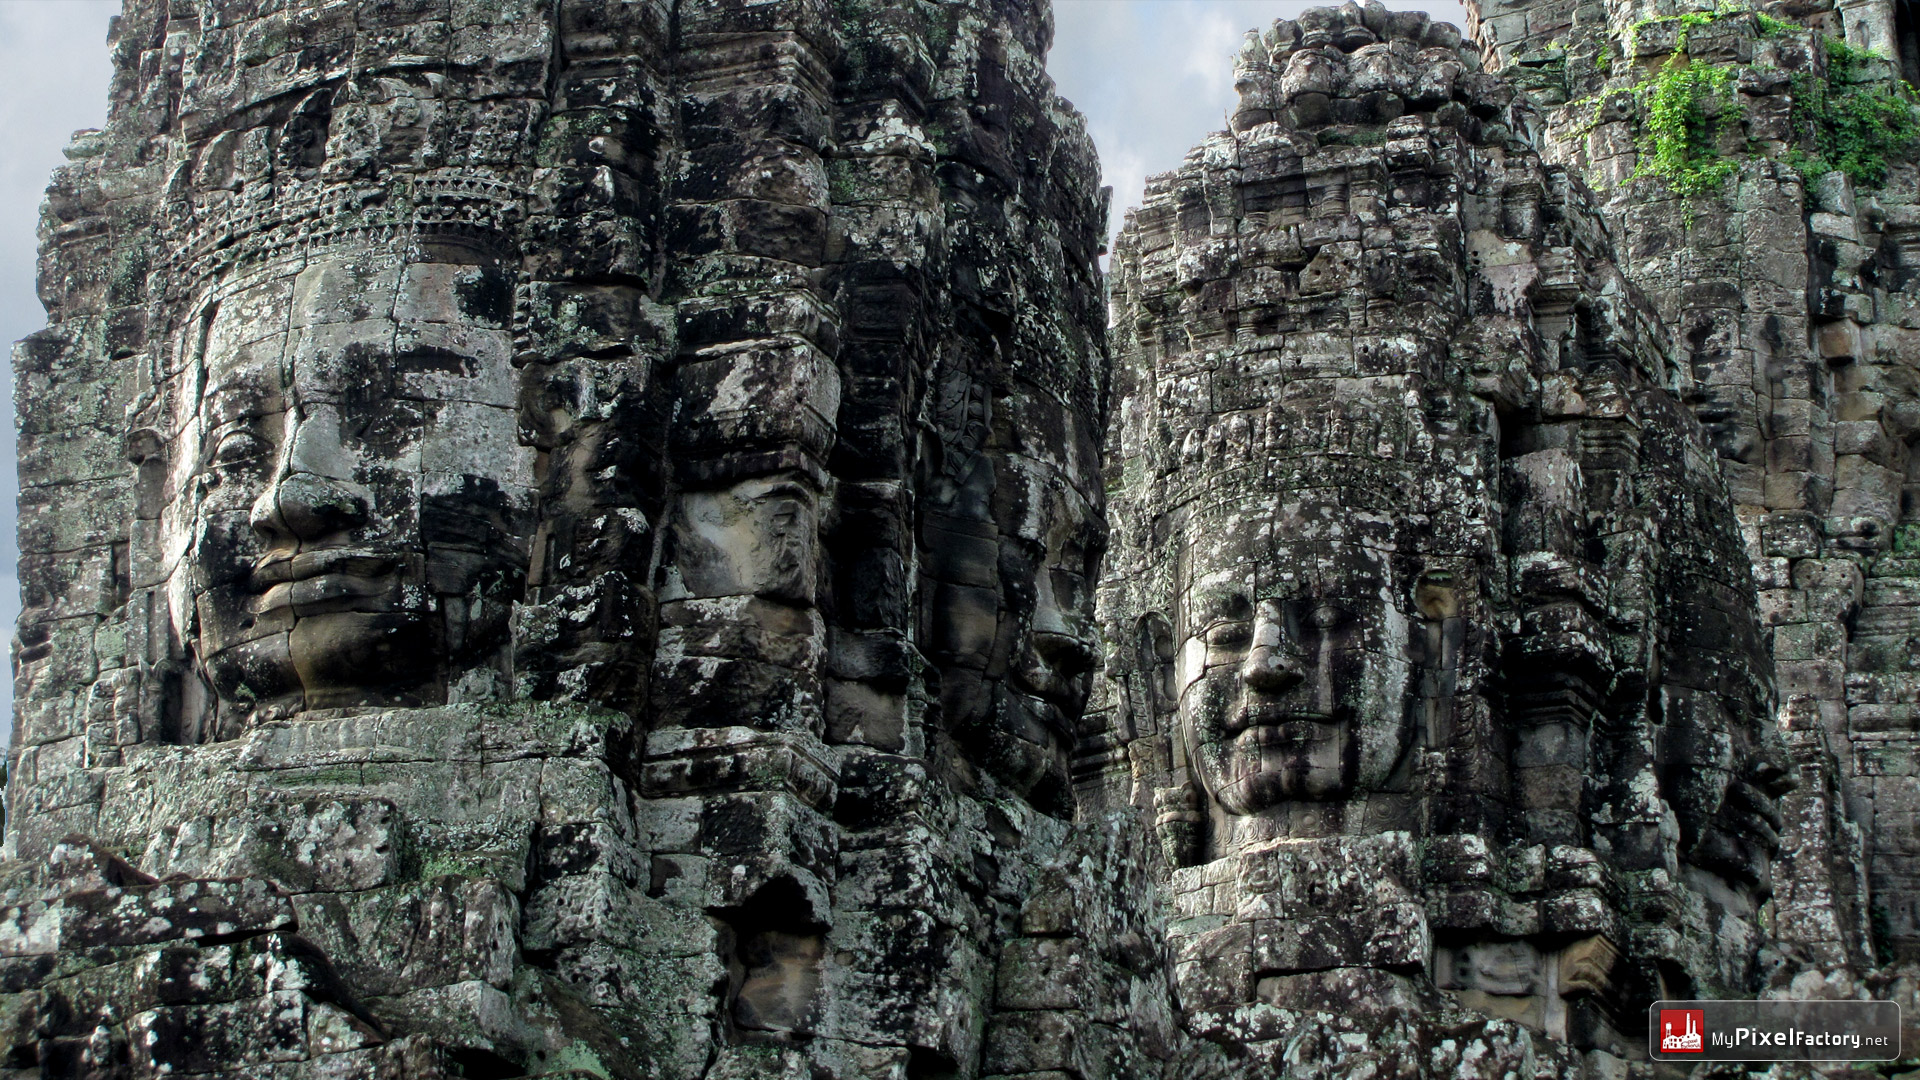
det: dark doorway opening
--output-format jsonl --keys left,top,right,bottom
{"left": 1895, "top": 0, "right": 1920, "bottom": 87}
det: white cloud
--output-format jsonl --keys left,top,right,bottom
{"left": 0, "top": 1, "right": 116, "bottom": 343}
{"left": 1181, "top": 9, "right": 1248, "bottom": 89}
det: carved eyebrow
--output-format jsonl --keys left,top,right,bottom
{"left": 756, "top": 479, "right": 814, "bottom": 501}
{"left": 1186, "top": 589, "right": 1252, "bottom": 627}
{"left": 1202, "top": 619, "right": 1252, "bottom": 643}
{"left": 202, "top": 372, "right": 282, "bottom": 426}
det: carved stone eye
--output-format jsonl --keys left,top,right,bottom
{"left": 1206, "top": 620, "right": 1251, "bottom": 647}
{"left": 209, "top": 429, "right": 268, "bottom": 467}
{"left": 1305, "top": 603, "right": 1347, "bottom": 630}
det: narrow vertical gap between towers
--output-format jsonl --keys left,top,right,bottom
{"left": 1896, "top": 0, "right": 1920, "bottom": 85}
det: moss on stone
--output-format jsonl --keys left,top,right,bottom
{"left": 1317, "top": 125, "right": 1393, "bottom": 147}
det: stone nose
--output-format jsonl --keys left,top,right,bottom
{"left": 1240, "top": 604, "right": 1302, "bottom": 692}
{"left": 1240, "top": 642, "right": 1304, "bottom": 692}
{"left": 1031, "top": 629, "right": 1095, "bottom": 680}
{"left": 250, "top": 405, "right": 371, "bottom": 543}
{"left": 255, "top": 473, "right": 370, "bottom": 541}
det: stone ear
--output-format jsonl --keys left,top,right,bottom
{"left": 127, "top": 428, "right": 168, "bottom": 521}
{"left": 1154, "top": 782, "right": 1204, "bottom": 869}
{"left": 1138, "top": 611, "right": 1205, "bottom": 866}
{"left": 1136, "top": 612, "right": 1177, "bottom": 719}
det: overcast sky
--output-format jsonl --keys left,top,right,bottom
{"left": 0, "top": 0, "right": 120, "bottom": 732}
{"left": 1051, "top": 0, "right": 1468, "bottom": 246}
{"left": 0, "top": 0, "right": 1470, "bottom": 732}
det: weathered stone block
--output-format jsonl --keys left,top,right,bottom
{"left": 289, "top": 878, "right": 517, "bottom": 998}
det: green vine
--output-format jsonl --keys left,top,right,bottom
{"left": 1608, "top": 6, "right": 1779, "bottom": 207}
{"left": 1633, "top": 61, "right": 1739, "bottom": 199}
{"left": 1788, "top": 37, "right": 1920, "bottom": 187}
{"left": 1674, "top": 10, "right": 1719, "bottom": 50}
{"left": 1626, "top": 3, "right": 1789, "bottom": 60}
{"left": 1626, "top": 9, "right": 1719, "bottom": 58}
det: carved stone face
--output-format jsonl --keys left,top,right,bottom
{"left": 172, "top": 255, "right": 533, "bottom": 723}
{"left": 1175, "top": 513, "right": 1414, "bottom": 817}
{"left": 1660, "top": 661, "right": 1788, "bottom": 899}
{"left": 923, "top": 389, "right": 1102, "bottom": 811}
{"left": 998, "top": 471, "right": 1102, "bottom": 776}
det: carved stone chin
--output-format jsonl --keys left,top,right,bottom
{"left": 668, "top": 474, "right": 820, "bottom": 606}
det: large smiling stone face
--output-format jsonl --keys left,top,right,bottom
{"left": 167, "top": 254, "right": 534, "bottom": 734}
{"left": 1656, "top": 572, "right": 1792, "bottom": 905}
{"left": 1175, "top": 507, "right": 1416, "bottom": 818}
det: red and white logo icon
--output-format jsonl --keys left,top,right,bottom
{"left": 1660, "top": 1009, "right": 1705, "bottom": 1053}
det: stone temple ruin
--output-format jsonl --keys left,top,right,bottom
{"left": 2, "top": 0, "right": 1918, "bottom": 1076}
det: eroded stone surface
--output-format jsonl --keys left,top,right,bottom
{"left": 4, "top": 0, "right": 1122, "bottom": 1076}
{"left": 1473, "top": 0, "right": 1920, "bottom": 1047}
{"left": 8, "top": 0, "right": 1919, "bottom": 1076}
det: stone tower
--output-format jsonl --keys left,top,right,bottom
{"left": 0, "top": 1, "right": 1157, "bottom": 1077}
{"left": 1092, "top": 6, "right": 1793, "bottom": 1069}
{"left": 1470, "top": 0, "right": 1920, "bottom": 997}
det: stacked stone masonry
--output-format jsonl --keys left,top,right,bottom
{"left": 1471, "top": 0, "right": 1920, "bottom": 1000}
{"left": 2, "top": 0, "right": 1916, "bottom": 1077}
